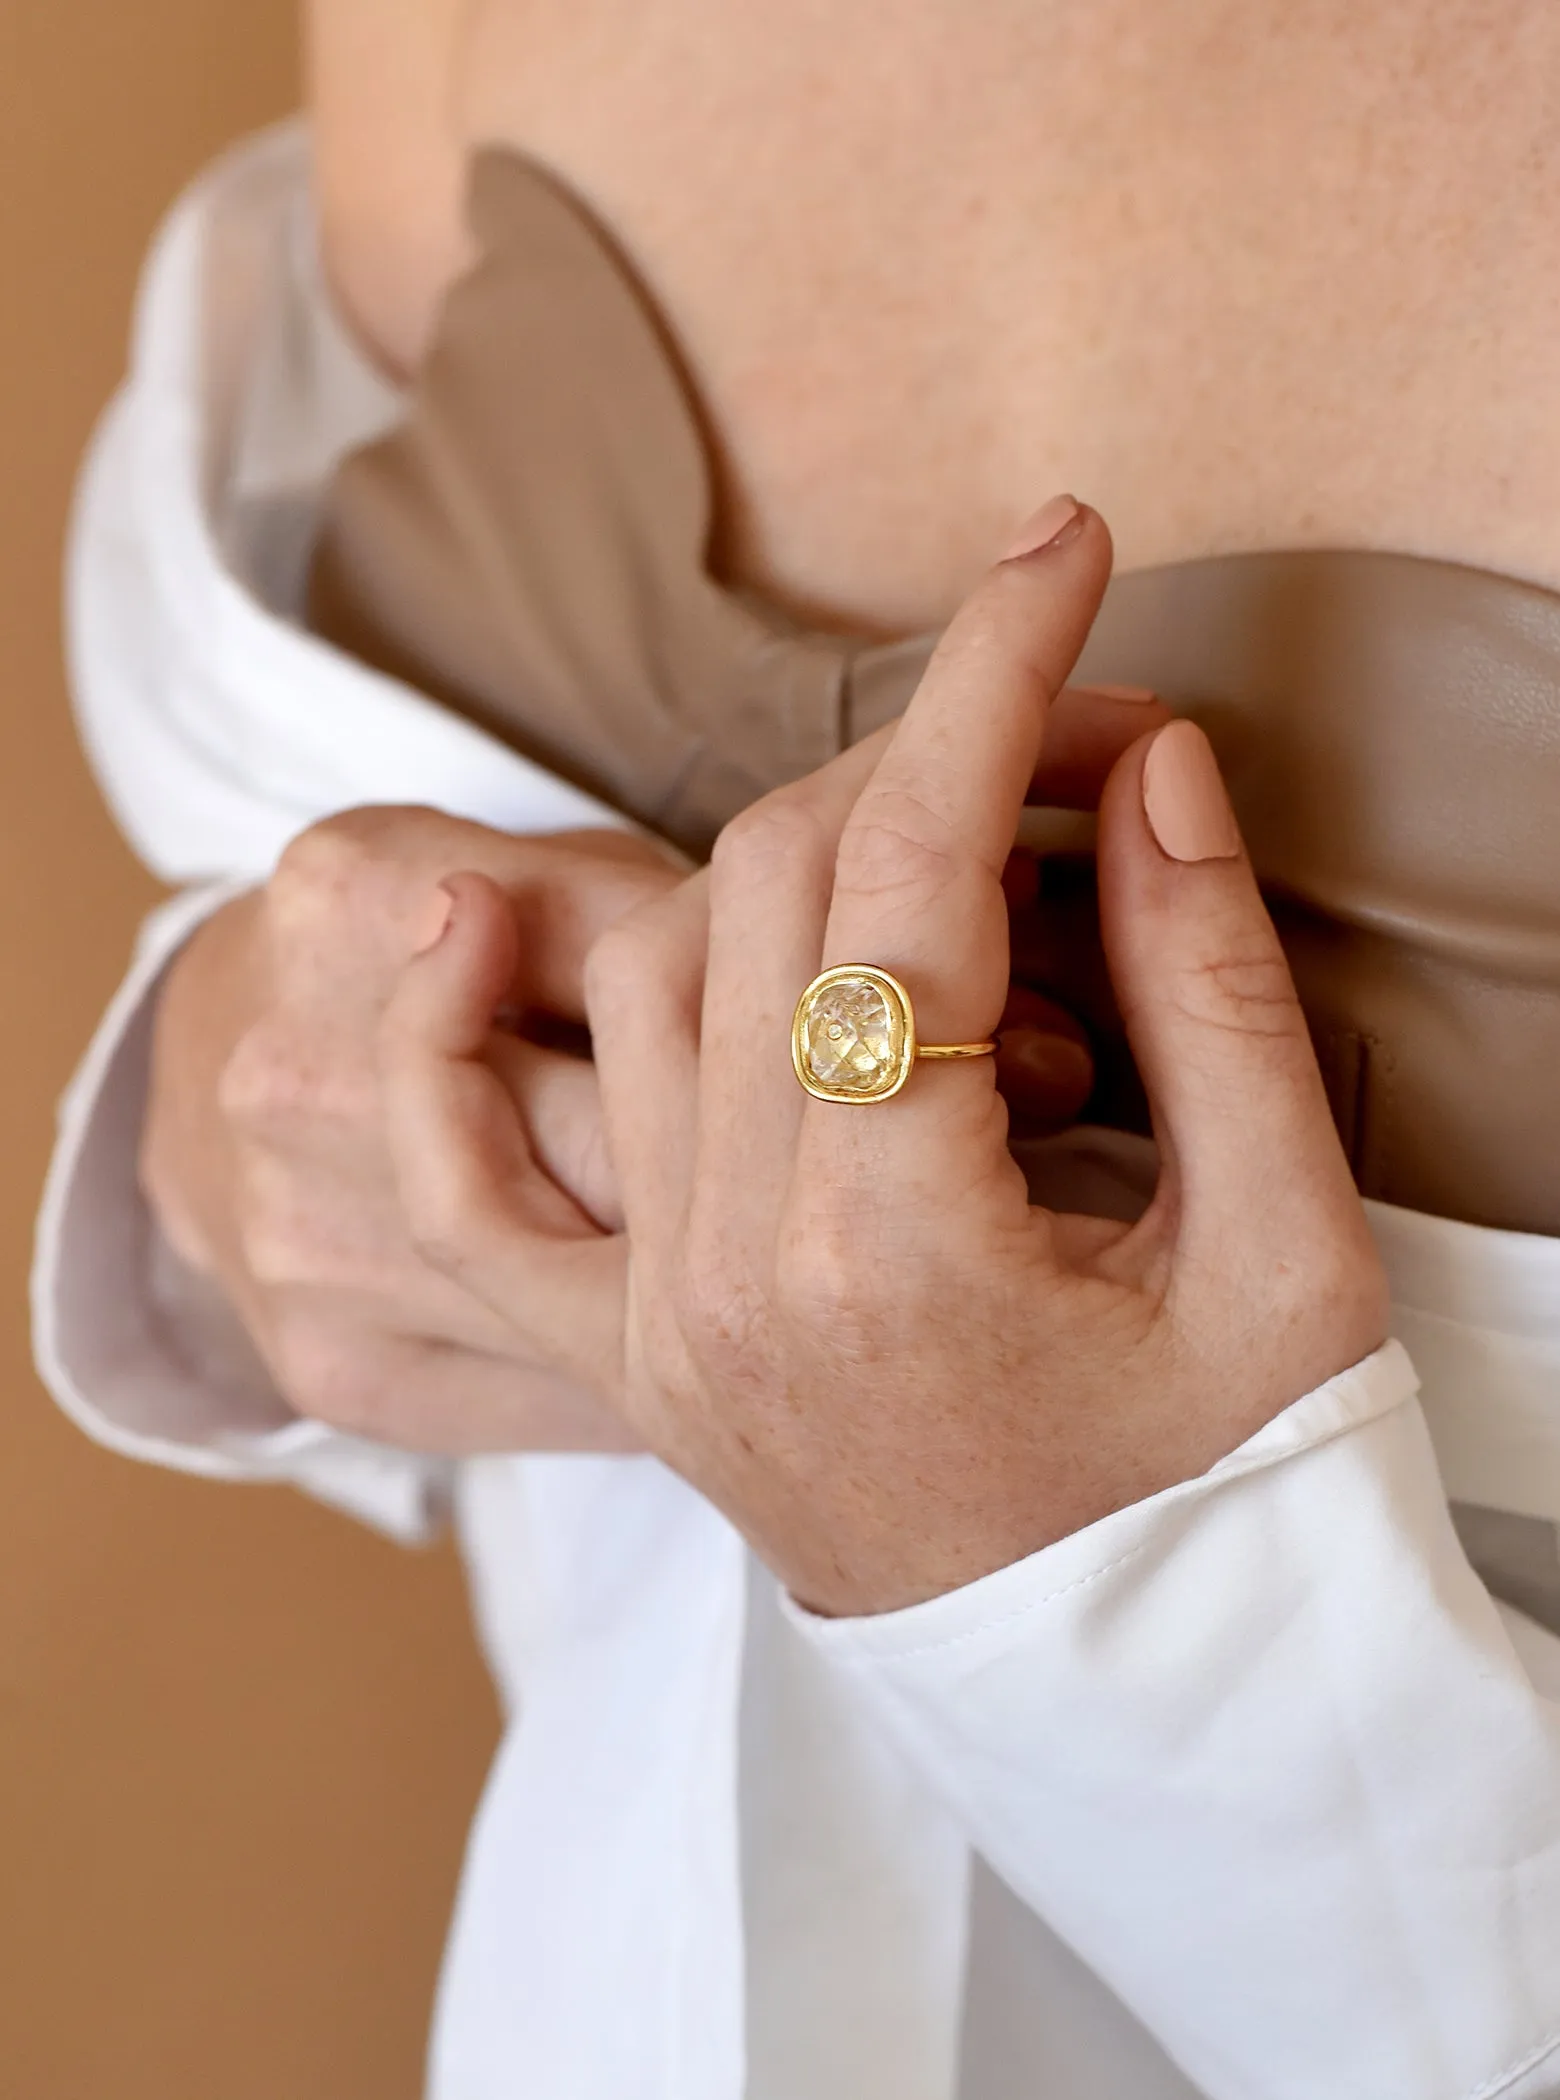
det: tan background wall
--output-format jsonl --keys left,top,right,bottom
{"left": 0, "top": 7, "right": 500, "bottom": 2094}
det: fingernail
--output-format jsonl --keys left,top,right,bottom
{"left": 1003, "top": 1030, "right": 1095, "bottom": 1097}
{"left": 1077, "top": 681, "right": 1158, "bottom": 704}
{"left": 1141, "top": 721, "right": 1242, "bottom": 863}
{"left": 411, "top": 884, "right": 455, "bottom": 954}
{"left": 1000, "top": 494, "right": 1083, "bottom": 561}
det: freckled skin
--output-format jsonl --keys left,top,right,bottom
{"left": 312, "top": 0, "right": 1560, "bottom": 631}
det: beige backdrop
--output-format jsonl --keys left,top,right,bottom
{"left": 0, "top": 7, "right": 500, "bottom": 2094}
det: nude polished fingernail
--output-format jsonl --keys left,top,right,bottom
{"left": 1141, "top": 721, "right": 1242, "bottom": 863}
{"left": 1000, "top": 494, "right": 1083, "bottom": 561}
{"left": 411, "top": 885, "right": 455, "bottom": 953}
{"left": 1078, "top": 682, "right": 1158, "bottom": 704}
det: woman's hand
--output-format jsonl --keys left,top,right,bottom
{"left": 381, "top": 501, "right": 1385, "bottom": 1604}
{"left": 141, "top": 810, "right": 680, "bottom": 1453}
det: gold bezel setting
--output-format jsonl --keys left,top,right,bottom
{"left": 791, "top": 965, "right": 917, "bottom": 1103}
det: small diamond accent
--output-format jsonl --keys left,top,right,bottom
{"left": 802, "top": 977, "right": 898, "bottom": 1093}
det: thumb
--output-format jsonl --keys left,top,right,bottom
{"left": 379, "top": 872, "right": 627, "bottom": 1395}
{"left": 1096, "top": 722, "right": 1370, "bottom": 1288}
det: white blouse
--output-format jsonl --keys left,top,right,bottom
{"left": 32, "top": 120, "right": 1560, "bottom": 2099}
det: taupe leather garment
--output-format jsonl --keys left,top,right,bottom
{"left": 309, "top": 148, "right": 1560, "bottom": 1244}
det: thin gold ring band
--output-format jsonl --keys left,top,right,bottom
{"left": 791, "top": 964, "right": 999, "bottom": 1104}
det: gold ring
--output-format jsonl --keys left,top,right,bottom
{"left": 791, "top": 965, "right": 998, "bottom": 1103}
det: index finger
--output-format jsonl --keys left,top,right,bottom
{"left": 823, "top": 498, "right": 1114, "bottom": 1047}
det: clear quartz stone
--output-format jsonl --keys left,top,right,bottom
{"left": 803, "top": 976, "right": 899, "bottom": 1093}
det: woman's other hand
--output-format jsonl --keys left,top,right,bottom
{"left": 140, "top": 811, "right": 678, "bottom": 1453}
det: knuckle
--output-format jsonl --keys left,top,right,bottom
{"left": 709, "top": 793, "right": 827, "bottom": 890}
{"left": 270, "top": 806, "right": 442, "bottom": 926}
{"left": 218, "top": 1020, "right": 376, "bottom": 1140}
{"left": 271, "top": 815, "right": 375, "bottom": 912}
{"left": 1170, "top": 938, "right": 1305, "bottom": 1047}
{"left": 936, "top": 557, "right": 1060, "bottom": 682}
{"left": 216, "top": 1023, "right": 325, "bottom": 1134}
{"left": 833, "top": 787, "right": 961, "bottom": 906}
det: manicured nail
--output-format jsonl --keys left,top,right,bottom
{"left": 411, "top": 885, "right": 455, "bottom": 953}
{"left": 1141, "top": 721, "right": 1242, "bottom": 863}
{"left": 1077, "top": 682, "right": 1158, "bottom": 704}
{"left": 1001, "top": 495, "right": 1083, "bottom": 561}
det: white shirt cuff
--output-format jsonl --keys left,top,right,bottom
{"left": 790, "top": 1342, "right": 1560, "bottom": 2099}
{"left": 31, "top": 885, "right": 449, "bottom": 1544}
